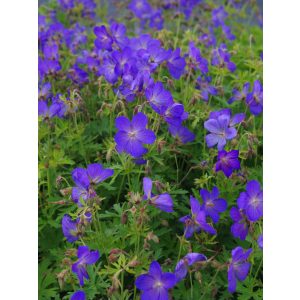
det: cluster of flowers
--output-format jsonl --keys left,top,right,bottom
{"left": 58, "top": 0, "right": 96, "bottom": 19}
{"left": 229, "top": 80, "right": 263, "bottom": 115}
{"left": 134, "top": 181, "right": 262, "bottom": 298}
{"left": 90, "top": 21, "right": 202, "bottom": 151}
{"left": 129, "top": 0, "right": 204, "bottom": 31}
{"left": 63, "top": 166, "right": 262, "bottom": 299}
{"left": 61, "top": 163, "right": 114, "bottom": 300}
{"left": 135, "top": 246, "right": 253, "bottom": 298}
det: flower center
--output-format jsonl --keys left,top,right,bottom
{"left": 128, "top": 130, "right": 137, "bottom": 139}
{"left": 250, "top": 196, "right": 260, "bottom": 207}
{"left": 221, "top": 156, "right": 228, "bottom": 164}
{"left": 206, "top": 200, "right": 215, "bottom": 208}
{"left": 154, "top": 281, "right": 163, "bottom": 288}
{"left": 218, "top": 129, "right": 226, "bottom": 138}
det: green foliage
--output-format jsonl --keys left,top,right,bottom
{"left": 38, "top": 0, "right": 263, "bottom": 299}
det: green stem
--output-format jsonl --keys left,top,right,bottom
{"left": 174, "top": 154, "right": 179, "bottom": 184}
{"left": 174, "top": 16, "right": 181, "bottom": 49}
{"left": 189, "top": 271, "right": 193, "bottom": 299}
{"left": 200, "top": 269, "right": 220, "bottom": 300}
{"left": 117, "top": 175, "right": 125, "bottom": 203}
{"left": 254, "top": 258, "right": 263, "bottom": 280}
{"left": 177, "top": 233, "right": 186, "bottom": 262}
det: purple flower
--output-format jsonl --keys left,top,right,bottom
{"left": 215, "top": 150, "right": 241, "bottom": 178}
{"left": 228, "top": 82, "right": 250, "bottom": 104}
{"left": 149, "top": 10, "right": 164, "bottom": 30}
{"left": 58, "top": 0, "right": 75, "bottom": 10}
{"left": 94, "top": 25, "right": 113, "bottom": 51}
{"left": 72, "top": 246, "right": 100, "bottom": 286}
{"left": 129, "top": 70, "right": 153, "bottom": 99}
{"left": 196, "top": 76, "right": 218, "bottom": 102}
{"left": 80, "top": 0, "right": 96, "bottom": 19}
{"left": 99, "top": 55, "right": 118, "bottom": 84}
{"left": 179, "top": 196, "right": 216, "bottom": 238}
{"left": 145, "top": 82, "right": 173, "bottom": 115}
{"left": 188, "top": 42, "right": 209, "bottom": 74}
{"left": 68, "top": 64, "right": 89, "bottom": 86}
{"left": 112, "top": 48, "right": 134, "bottom": 76}
{"left": 143, "top": 177, "right": 173, "bottom": 212}
{"left": 257, "top": 234, "right": 263, "bottom": 249}
{"left": 204, "top": 109, "right": 245, "bottom": 150}
{"left": 39, "top": 58, "right": 61, "bottom": 79}
{"left": 167, "top": 48, "right": 186, "bottom": 79}
{"left": 222, "top": 24, "right": 236, "bottom": 41}
{"left": 62, "top": 214, "right": 80, "bottom": 243}
{"left": 168, "top": 124, "right": 195, "bottom": 144}
{"left": 163, "top": 103, "right": 188, "bottom": 127}
{"left": 110, "top": 22, "right": 129, "bottom": 48}
{"left": 200, "top": 187, "right": 227, "bottom": 223}
{"left": 38, "top": 100, "right": 66, "bottom": 119}
{"left": 65, "top": 24, "right": 88, "bottom": 53}
{"left": 237, "top": 180, "right": 263, "bottom": 222}
{"left": 199, "top": 27, "right": 217, "bottom": 48}
{"left": 211, "top": 43, "right": 236, "bottom": 72}
{"left": 43, "top": 43, "right": 59, "bottom": 61}
{"left": 175, "top": 253, "right": 207, "bottom": 282}
{"left": 228, "top": 247, "right": 252, "bottom": 293}
{"left": 114, "top": 113, "right": 156, "bottom": 158}
{"left": 86, "top": 56, "right": 101, "bottom": 74}
{"left": 230, "top": 206, "right": 249, "bottom": 240}
{"left": 146, "top": 45, "right": 170, "bottom": 70}
{"left": 38, "top": 82, "right": 52, "bottom": 100}
{"left": 71, "top": 164, "right": 114, "bottom": 205}
{"left": 130, "top": 34, "right": 160, "bottom": 52}
{"left": 228, "top": 0, "right": 245, "bottom": 10}
{"left": 135, "top": 261, "right": 177, "bottom": 300}
{"left": 212, "top": 6, "right": 228, "bottom": 27}
{"left": 246, "top": 80, "right": 263, "bottom": 115}
{"left": 70, "top": 290, "right": 86, "bottom": 300}
{"left": 128, "top": 0, "right": 152, "bottom": 19}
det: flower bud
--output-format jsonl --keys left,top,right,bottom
{"left": 57, "top": 269, "right": 69, "bottom": 289}
{"left": 60, "top": 187, "right": 72, "bottom": 196}
{"left": 56, "top": 176, "right": 63, "bottom": 187}
{"left": 143, "top": 240, "right": 150, "bottom": 250}
{"left": 146, "top": 232, "right": 159, "bottom": 243}
{"left": 154, "top": 181, "right": 165, "bottom": 193}
{"left": 130, "top": 206, "right": 137, "bottom": 215}
{"left": 195, "top": 271, "right": 202, "bottom": 284}
{"left": 61, "top": 258, "right": 72, "bottom": 267}
{"left": 128, "top": 260, "right": 140, "bottom": 267}
{"left": 157, "top": 140, "right": 166, "bottom": 154}
{"left": 161, "top": 220, "right": 169, "bottom": 227}
{"left": 121, "top": 212, "right": 128, "bottom": 224}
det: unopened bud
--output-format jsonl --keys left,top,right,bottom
{"left": 195, "top": 271, "right": 202, "bottom": 284}
{"left": 57, "top": 269, "right": 69, "bottom": 289}
{"left": 106, "top": 148, "right": 113, "bottom": 162}
{"left": 61, "top": 258, "right": 72, "bottom": 267}
{"left": 146, "top": 232, "right": 159, "bottom": 243}
{"left": 161, "top": 220, "right": 169, "bottom": 227}
{"left": 121, "top": 212, "right": 128, "bottom": 224}
{"left": 60, "top": 187, "right": 72, "bottom": 196}
{"left": 56, "top": 176, "right": 63, "bottom": 187}
{"left": 128, "top": 260, "right": 140, "bottom": 267}
{"left": 143, "top": 240, "right": 150, "bottom": 250}
{"left": 154, "top": 181, "right": 165, "bottom": 193}
{"left": 130, "top": 206, "right": 137, "bottom": 214}
{"left": 130, "top": 193, "right": 141, "bottom": 204}
{"left": 65, "top": 249, "right": 77, "bottom": 257}
{"left": 157, "top": 140, "right": 166, "bottom": 154}
{"left": 231, "top": 138, "right": 238, "bottom": 147}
